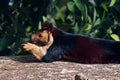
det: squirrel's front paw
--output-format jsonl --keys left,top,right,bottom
{"left": 21, "top": 43, "right": 35, "bottom": 51}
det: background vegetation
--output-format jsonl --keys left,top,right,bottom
{"left": 0, "top": 0, "right": 120, "bottom": 56}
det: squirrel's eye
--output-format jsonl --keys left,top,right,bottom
{"left": 38, "top": 34, "right": 42, "bottom": 37}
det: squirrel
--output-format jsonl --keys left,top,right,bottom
{"left": 21, "top": 29, "right": 54, "bottom": 61}
{"left": 21, "top": 21, "right": 120, "bottom": 64}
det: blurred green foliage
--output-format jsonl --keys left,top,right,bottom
{"left": 0, "top": 0, "right": 120, "bottom": 55}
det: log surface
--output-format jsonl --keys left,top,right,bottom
{"left": 0, "top": 55, "right": 120, "bottom": 80}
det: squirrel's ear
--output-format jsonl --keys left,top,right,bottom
{"left": 42, "top": 21, "right": 53, "bottom": 30}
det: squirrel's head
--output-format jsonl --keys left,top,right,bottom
{"left": 31, "top": 21, "right": 56, "bottom": 46}
{"left": 31, "top": 29, "right": 53, "bottom": 46}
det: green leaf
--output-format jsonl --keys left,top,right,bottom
{"left": 83, "top": 23, "right": 92, "bottom": 31}
{"left": 88, "top": 0, "right": 96, "bottom": 6}
{"left": 100, "top": 3, "right": 108, "bottom": 12}
{"left": 110, "top": 34, "right": 120, "bottom": 41}
{"left": 73, "top": 0, "right": 84, "bottom": 12}
{"left": 73, "top": 22, "right": 79, "bottom": 33}
{"left": 107, "top": 28, "right": 112, "bottom": 34}
{"left": 38, "top": 21, "right": 42, "bottom": 29}
{"left": 26, "top": 26, "right": 32, "bottom": 32}
{"left": 109, "top": 0, "right": 116, "bottom": 7}
{"left": 67, "top": 1, "right": 75, "bottom": 13}
{"left": 73, "top": 0, "right": 88, "bottom": 22}
{"left": 93, "top": 18, "right": 101, "bottom": 27}
{"left": 86, "top": 24, "right": 92, "bottom": 30}
{"left": 93, "top": 8, "right": 97, "bottom": 24}
{"left": 55, "top": 6, "right": 65, "bottom": 22}
{"left": 43, "top": 16, "right": 48, "bottom": 22}
{"left": 84, "top": 4, "right": 88, "bottom": 22}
